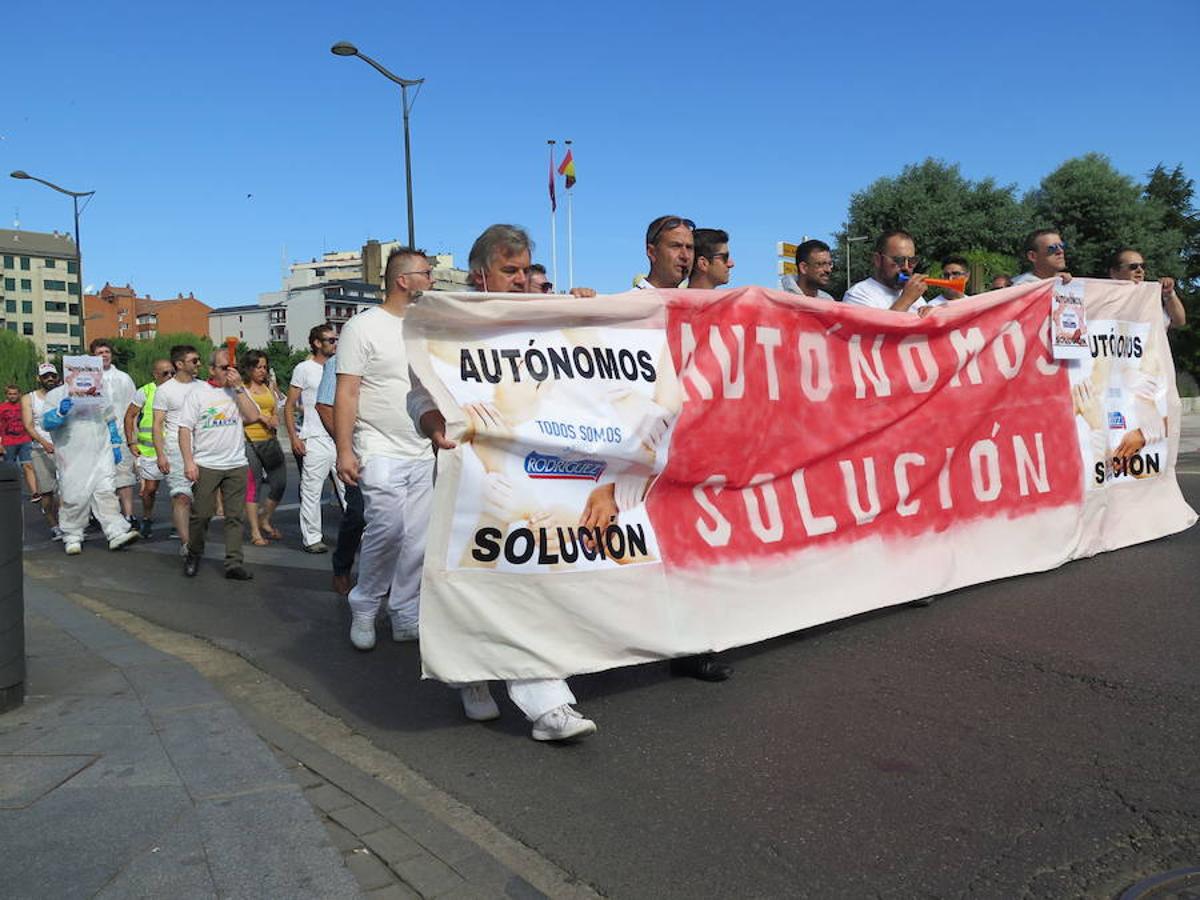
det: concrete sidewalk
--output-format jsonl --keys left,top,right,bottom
{"left": 1180, "top": 407, "right": 1200, "bottom": 454}
{"left": 0, "top": 582, "right": 361, "bottom": 900}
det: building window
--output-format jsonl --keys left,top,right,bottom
{"left": 19, "top": 257, "right": 30, "bottom": 271}
{"left": 5, "top": 322, "right": 15, "bottom": 332}
{"left": 44, "top": 258, "right": 56, "bottom": 269}
{"left": 68, "top": 282, "right": 79, "bottom": 296}
{"left": 69, "top": 324, "right": 80, "bottom": 336}
{"left": 20, "top": 279, "right": 32, "bottom": 292}
{"left": 44, "top": 280, "right": 67, "bottom": 292}
{"left": 21, "top": 301, "right": 32, "bottom": 314}
{"left": 3, "top": 278, "right": 13, "bottom": 291}
{"left": 69, "top": 304, "right": 79, "bottom": 315}
{"left": 3, "top": 256, "right": 12, "bottom": 268}
{"left": 45, "top": 301, "right": 67, "bottom": 313}
{"left": 67, "top": 260, "right": 78, "bottom": 274}
{"left": 22, "top": 322, "right": 33, "bottom": 335}
{"left": 4, "top": 299, "right": 13, "bottom": 313}
{"left": 46, "top": 322, "right": 69, "bottom": 334}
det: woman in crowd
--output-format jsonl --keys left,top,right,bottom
{"left": 239, "top": 351, "right": 287, "bottom": 542}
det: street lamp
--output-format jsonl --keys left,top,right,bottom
{"left": 845, "top": 235, "right": 868, "bottom": 288}
{"left": 331, "top": 41, "right": 424, "bottom": 248}
{"left": 10, "top": 170, "right": 95, "bottom": 351}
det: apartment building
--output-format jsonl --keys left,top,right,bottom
{"left": 0, "top": 229, "right": 83, "bottom": 356}
{"left": 84, "top": 283, "right": 211, "bottom": 343}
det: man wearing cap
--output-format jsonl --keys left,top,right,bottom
{"left": 21, "top": 364, "right": 62, "bottom": 539}
{"left": 125, "top": 359, "right": 176, "bottom": 538}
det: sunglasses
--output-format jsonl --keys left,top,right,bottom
{"left": 1122, "top": 261, "right": 1145, "bottom": 271}
{"left": 705, "top": 252, "right": 731, "bottom": 262}
{"left": 942, "top": 270, "right": 968, "bottom": 278}
{"left": 1044, "top": 242, "right": 1067, "bottom": 254}
{"left": 884, "top": 254, "right": 920, "bottom": 268}
{"left": 647, "top": 217, "right": 696, "bottom": 245}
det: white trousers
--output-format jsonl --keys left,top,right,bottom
{"left": 60, "top": 478, "right": 130, "bottom": 544}
{"left": 298, "top": 433, "right": 344, "bottom": 546}
{"left": 505, "top": 678, "right": 576, "bottom": 722}
{"left": 347, "top": 455, "right": 434, "bottom": 625}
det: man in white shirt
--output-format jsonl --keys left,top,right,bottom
{"left": 415, "top": 225, "right": 598, "bottom": 742}
{"left": 687, "top": 228, "right": 735, "bottom": 290}
{"left": 843, "top": 230, "right": 930, "bottom": 313}
{"left": 91, "top": 338, "right": 138, "bottom": 524}
{"left": 1107, "top": 247, "right": 1187, "bottom": 329}
{"left": 153, "top": 344, "right": 202, "bottom": 549}
{"left": 288, "top": 324, "right": 345, "bottom": 552}
{"left": 179, "top": 346, "right": 265, "bottom": 580}
{"left": 335, "top": 248, "right": 435, "bottom": 650}
{"left": 636, "top": 215, "right": 695, "bottom": 290}
{"left": 1012, "top": 229, "right": 1070, "bottom": 284}
{"left": 782, "top": 239, "right": 837, "bottom": 300}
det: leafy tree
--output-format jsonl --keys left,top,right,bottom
{"left": 265, "top": 343, "right": 310, "bottom": 392}
{"left": 1145, "top": 162, "right": 1200, "bottom": 382}
{"left": 1023, "top": 153, "right": 1181, "bottom": 279}
{"left": 0, "top": 331, "right": 42, "bottom": 391}
{"left": 831, "top": 158, "right": 1028, "bottom": 295}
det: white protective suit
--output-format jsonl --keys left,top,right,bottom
{"left": 43, "top": 384, "right": 133, "bottom": 546}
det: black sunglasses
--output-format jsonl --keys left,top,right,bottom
{"left": 647, "top": 217, "right": 696, "bottom": 245}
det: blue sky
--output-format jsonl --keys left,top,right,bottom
{"left": 4, "top": 0, "right": 1197, "bottom": 306}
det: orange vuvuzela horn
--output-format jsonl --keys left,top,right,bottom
{"left": 898, "top": 273, "right": 969, "bottom": 292}
{"left": 225, "top": 337, "right": 239, "bottom": 371}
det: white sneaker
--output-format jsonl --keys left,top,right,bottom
{"left": 64, "top": 541, "right": 82, "bottom": 556}
{"left": 349, "top": 615, "right": 376, "bottom": 651}
{"left": 108, "top": 530, "right": 140, "bottom": 551}
{"left": 390, "top": 617, "right": 419, "bottom": 642}
{"left": 460, "top": 683, "right": 500, "bottom": 721}
{"left": 531, "top": 705, "right": 597, "bottom": 742}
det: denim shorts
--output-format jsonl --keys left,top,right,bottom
{"left": 3, "top": 442, "right": 32, "bottom": 464}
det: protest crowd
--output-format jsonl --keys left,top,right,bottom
{"left": 5, "top": 217, "right": 1187, "bottom": 743}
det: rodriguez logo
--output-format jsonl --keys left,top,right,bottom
{"left": 524, "top": 451, "right": 607, "bottom": 481}
{"left": 1107, "top": 410, "right": 1127, "bottom": 429}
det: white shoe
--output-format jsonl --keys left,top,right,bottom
{"left": 349, "top": 614, "right": 376, "bottom": 651}
{"left": 109, "top": 530, "right": 140, "bottom": 551}
{"left": 64, "top": 541, "right": 82, "bottom": 556}
{"left": 531, "top": 705, "right": 597, "bottom": 742}
{"left": 179, "top": 544, "right": 190, "bottom": 558}
{"left": 390, "top": 617, "right": 419, "bottom": 642}
{"left": 460, "top": 683, "right": 500, "bottom": 721}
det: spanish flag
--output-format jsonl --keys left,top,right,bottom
{"left": 557, "top": 150, "right": 576, "bottom": 189}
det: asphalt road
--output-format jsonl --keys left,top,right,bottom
{"left": 20, "top": 458, "right": 1200, "bottom": 898}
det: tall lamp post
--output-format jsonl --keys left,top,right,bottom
{"left": 10, "top": 171, "right": 95, "bottom": 351}
{"left": 845, "top": 235, "right": 868, "bottom": 288}
{"left": 331, "top": 41, "right": 424, "bottom": 248}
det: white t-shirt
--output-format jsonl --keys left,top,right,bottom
{"left": 178, "top": 381, "right": 249, "bottom": 470}
{"left": 780, "top": 274, "right": 835, "bottom": 300}
{"left": 336, "top": 306, "right": 432, "bottom": 464}
{"left": 1011, "top": 272, "right": 1040, "bottom": 285}
{"left": 102, "top": 366, "right": 136, "bottom": 428}
{"left": 843, "top": 277, "right": 927, "bottom": 313}
{"left": 153, "top": 377, "right": 200, "bottom": 441}
{"left": 290, "top": 359, "right": 327, "bottom": 440}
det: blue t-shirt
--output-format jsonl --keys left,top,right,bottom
{"left": 316, "top": 357, "right": 337, "bottom": 406}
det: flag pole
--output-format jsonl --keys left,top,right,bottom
{"left": 565, "top": 139, "right": 574, "bottom": 290}
{"left": 547, "top": 140, "right": 558, "bottom": 290}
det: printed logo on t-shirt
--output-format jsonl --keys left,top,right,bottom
{"left": 198, "top": 404, "right": 239, "bottom": 430}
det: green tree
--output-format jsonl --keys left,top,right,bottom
{"left": 124, "top": 332, "right": 213, "bottom": 386}
{"left": 831, "top": 158, "right": 1027, "bottom": 295}
{"left": 0, "top": 331, "right": 42, "bottom": 391}
{"left": 1024, "top": 153, "right": 1181, "bottom": 279}
{"left": 1145, "top": 162, "right": 1200, "bottom": 383}
{"left": 265, "top": 343, "right": 310, "bottom": 391}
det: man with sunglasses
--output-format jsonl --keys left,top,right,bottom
{"left": 288, "top": 324, "right": 345, "bottom": 552}
{"left": 1108, "top": 248, "right": 1186, "bottom": 329}
{"left": 528, "top": 263, "right": 553, "bottom": 294}
{"left": 1013, "top": 229, "right": 1071, "bottom": 284}
{"left": 844, "top": 230, "right": 930, "bottom": 312}
{"left": 179, "top": 346, "right": 266, "bottom": 580}
{"left": 638, "top": 216, "right": 695, "bottom": 289}
{"left": 687, "top": 229, "right": 735, "bottom": 290}
{"left": 154, "top": 344, "right": 203, "bottom": 550}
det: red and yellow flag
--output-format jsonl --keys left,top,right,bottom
{"left": 557, "top": 150, "right": 576, "bottom": 189}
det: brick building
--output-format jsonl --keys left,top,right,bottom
{"left": 84, "top": 283, "right": 211, "bottom": 343}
